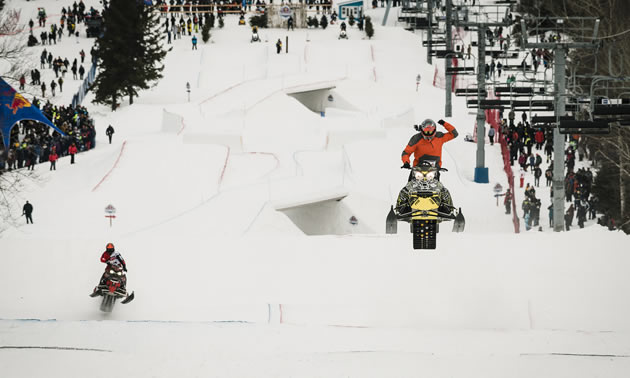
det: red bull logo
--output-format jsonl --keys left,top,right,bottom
{"left": 5, "top": 93, "right": 31, "bottom": 115}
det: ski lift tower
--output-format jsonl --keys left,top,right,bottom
{"left": 520, "top": 16, "right": 600, "bottom": 232}
{"left": 453, "top": 4, "right": 513, "bottom": 183}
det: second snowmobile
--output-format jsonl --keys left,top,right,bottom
{"left": 90, "top": 265, "right": 134, "bottom": 312}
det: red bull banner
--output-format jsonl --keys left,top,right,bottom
{"left": 0, "top": 78, "right": 64, "bottom": 148}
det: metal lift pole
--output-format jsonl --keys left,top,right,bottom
{"left": 427, "top": 0, "right": 433, "bottom": 64}
{"left": 445, "top": 0, "right": 453, "bottom": 117}
{"left": 552, "top": 47, "right": 567, "bottom": 232}
{"left": 474, "top": 24, "right": 488, "bottom": 183}
{"left": 382, "top": 0, "right": 392, "bottom": 26}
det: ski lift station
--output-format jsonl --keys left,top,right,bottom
{"left": 338, "top": 0, "right": 364, "bottom": 20}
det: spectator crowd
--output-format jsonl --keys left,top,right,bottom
{"left": 495, "top": 107, "right": 601, "bottom": 232}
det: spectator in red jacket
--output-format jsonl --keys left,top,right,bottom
{"left": 68, "top": 142, "right": 77, "bottom": 164}
{"left": 534, "top": 129, "right": 545, "bottom": 150}
{"left": 49, "top": 148, "right": 58, "bottom": 170}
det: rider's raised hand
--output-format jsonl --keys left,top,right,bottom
{"left": 437, "top": 119, "right": 445, "bottom": 125}
{"left": 401, "top": 162, "right": 411, "bottom": 169}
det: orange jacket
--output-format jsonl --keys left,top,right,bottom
{"left": 401, "top": 121, "right": 458, "bottom": 167}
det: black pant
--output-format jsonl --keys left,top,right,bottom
{"left": 70, "top": 154, "right": 75, "bottom": 164}
{"left": 25, "top": 213, "right": 33, "bottom": 224}
{"left": 108, "top": 135, "right": 113, "bottom": 144}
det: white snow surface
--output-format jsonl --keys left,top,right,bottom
{"left": 1, "top": 1, "right": 630, "bottom": 377}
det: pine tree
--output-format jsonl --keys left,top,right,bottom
{"left": 202, "top": 20, "right": 211, "bottom": 43}
{"left": 124, "top": 3, "right": 166, "bottom": 105}
{"left": 320, "top": 15, "right": 328, "bottom": 29}
{"left": 365, "top": 16, "right": 374, "bottom": 39}
{"left": 92, "top": 0, "right": 166, "bottom": 110}
{"left": 206, "top": 13, "right": 215, "bottom": 28}
{"left": 308, "top": 16, "right": 319, "bottom": 28}
{"left": 92, "top": 0, "right": 135, "bottom": 110}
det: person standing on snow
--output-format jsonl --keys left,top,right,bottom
{"left": 22, "top": 201, "right": 34, "bottom": 224}
{"left": 488, "top": 126, "right": 496, "bottom": 145}
{"left": 106, "top": 124, "right": 115, "bottom": 144}
{"left": 276, "top": 38, "right": 282, "bottom": 54}
{"left": 288, "top": 16, "right": 294, "bottom": 31}
{"left": 68, "top": 142, "right": 77, "bottom": 164}
{"left": 49, "top": 147, "right": 58, "bottom": 170}
{"left": 503, "top": 188, "right": 512, "bottom": 214}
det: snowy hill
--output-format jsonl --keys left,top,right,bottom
{"left": 1, "top": 1, "right": 630, "bottom": 377}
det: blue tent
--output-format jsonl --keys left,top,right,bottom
{"left": 0, "top": 78, "right": 65, "bottom": 149}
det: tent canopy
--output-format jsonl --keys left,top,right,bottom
{"left": 0, "top": 78, "right": 66, "bottom": 149}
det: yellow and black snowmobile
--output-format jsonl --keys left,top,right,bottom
{"left": 386, "top": 162, "right": 465, "bottom": 249}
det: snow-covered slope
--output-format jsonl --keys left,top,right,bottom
{"left": 1, "top": 1, "right": 629, "bottom": 377}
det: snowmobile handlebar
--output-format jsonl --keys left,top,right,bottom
{"left": 401, "top": 165, "right": 448, "bottom": 172}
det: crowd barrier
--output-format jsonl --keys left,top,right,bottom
{"left": 71, "top": 63, "right": 97, "bottom": 108}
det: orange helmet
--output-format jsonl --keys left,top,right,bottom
{"left": 106, "top": 243, "right": 115, "bottom": 252}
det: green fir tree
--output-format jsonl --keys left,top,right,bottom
{"left": 365, "top": 16, "right": 374, "bottom": 39}
{"left": 124, "top": 4, "right": 166, "bottom": 105}
{"left": 320, "top": 15, "right": 328, "bottom": 29}
{"left": 92, "top": 0, "right": 167, "bottom": 110}
{"left": 92, "top": 0, "right": 135, "bottom": 110}
{"left": 202, "top": 20, "right": 211, "bottom": 42}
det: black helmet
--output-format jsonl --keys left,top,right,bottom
{"left": 419, "top": 119, "right": 437, "bottom": 138}
{"left": 106, "top": 243, "right": 115, "bottom": 252}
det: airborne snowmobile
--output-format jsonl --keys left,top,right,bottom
{"left": 90, "top": 265, "right": 134, "bottom": 312}
{"left": 386, "top": 162, "right": 465, "bottom": 249}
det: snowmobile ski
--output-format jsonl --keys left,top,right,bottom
{"left": 386, "top": 205, "right": 398, "bottom": 234}
{"left": 452, "top": 208, "right": 465, "bottom": 233}
{"left": 121, "top": 291, "right": 135, "bottom": 304}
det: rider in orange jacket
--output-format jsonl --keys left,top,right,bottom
{"left": 401, "top": 119, "right": 458, "bottom": 169}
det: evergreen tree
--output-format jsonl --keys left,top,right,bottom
{"left": 365, "top": 16, "right": 374, "bottom": 39}
{"left": 320, "top": 15, "right": 328, "bottom": 30}
{"left": 0, "top": 0, "right": 5, "bottom": 12}
{"left": 249, "top": 13, "right": 267, "bottom": 29}
{"left": 124, "top": 3, "right": 166, "bottom": 105}
{"left": 308, "top": 16, "right": 319, "bottom": 28}
{"left": 201, "top": 20, "right": 211, "bottom": 43}
{"left": 205, "top": 13, "right": 215, "bottom": 29}
{"left": 92, "top": 0, "right": 134, "bottom": 110}
{"left": 92, "top": 0, "right": 166, "bottom": 110}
